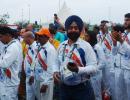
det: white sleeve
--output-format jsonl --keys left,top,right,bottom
{"left": 53, "top": 44, "right": 62, "bottom": 73}
{"left": 112, "top": 42, "right": 120, "bottom": 56}
{"left": 42, "top": 47, "right": 58, "bottom": 85}
{"left": 96, "top": 46, "right": 106, "bottom": 69}
{"left": 78, "top": 43, "right": 98, "bottom": 75}
{"left": 119, "top": 41, "right": 130, "bottom": 55}
{"left": 0, "top": 44, "right": 18, "bottom": 68}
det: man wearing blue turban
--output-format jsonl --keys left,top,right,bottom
{"left": 53, "top": 15, "right": 97, "bottom": 100}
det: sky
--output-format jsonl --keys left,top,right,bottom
{"left": 0, "top": 0, "right": 130, "bottom": 25}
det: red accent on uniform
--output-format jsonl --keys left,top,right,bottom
{"left": 102, "top": 91, "right": 111, "bottom": 100}
{"left": 72, "top": 53, "right": 83, "bottom": 67}
{"left": 37, "top": 53, "right": 47, "bottom": 71}
{"left": 104, "top": 38, "right": 111, "bottom": 51}
{"left": 5, "top": 69, "right": 11, "bottom": 79}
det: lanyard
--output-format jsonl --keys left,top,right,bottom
{"left": 124, "top": 32, "right": 130, "bottom": 44}
{"left": 4, "top": 40, "right": 16, "bottom": 54}
{"left": 26, "top": 47, "right": 34, "bottom": 67}
{"left": 28, "top": 46, "right": 34, "bottom": 55}
{"left": 62, "top": 44, "right": 77, "bottom": 62}
{"left": 94, "top": 48, "right": 99, "bottom": 60}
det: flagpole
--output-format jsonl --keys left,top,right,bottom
{"left": 28, "top": 4, "right": 30, "bottom": 23}
{"left": 59, "top": 0, "right": 61, "bottom": 11}
{"left": 21, "top": 9, "right": 23, "bottom": 28}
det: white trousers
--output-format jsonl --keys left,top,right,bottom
{"left": 26, "top": 78, "right": 35, "bottom": 100}
{"left": 124, "top": 69, "right": 130, "bottom": 100}
{"left": 0, "top": 82, "right": 7, "bottom": 100}
{"left": 91, "top": 70, "right": 102, "bottom": 100}
{"left": 102, "top": 67, "right": 115, "bottom": 100}
{"left": 115, "top": 68, "right": 126, "bottom": 100}
{"left": 5, "top": 86, "right": 18, "bottom": 100}
{"left": 35, "top": 80, "right": 54, "bottom": 100}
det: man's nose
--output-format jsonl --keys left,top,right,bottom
{"left": 71, "top": 27, "right": 77, "bottom": 32}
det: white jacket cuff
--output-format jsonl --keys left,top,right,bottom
{"left": 78, "top": 65, "right": 97, "bottom": 75}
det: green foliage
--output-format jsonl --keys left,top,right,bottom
{"left": 14, "top": 20, "right": 29, "bottom": 28}
{"left": 14, "top": 20, "right": 42, "bottom": 31}
{"left": 0, "top": 13, "right": 10, "bottom": 24}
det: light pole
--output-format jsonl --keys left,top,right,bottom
{"left": 59, "top": 0, "right": 61, "bottom": 11}
{"left": 21, "top": 9, "right": 23, "bottom": 28}
{"left": 108, "top": 6, "right": 111, "bottom": 22}
{"left": 28, "top": 4, "right": 30, "bottom": 23}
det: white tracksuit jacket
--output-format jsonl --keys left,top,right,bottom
{"left": 0, "top": 39, "right": 23, "bottom": 100}
{"left": 35, "top": 41, "right": 57, "bottom": 100}
{"left": 112, "top": 32, "right": 130, "bottom": 100}
{"left": 24, "top": 41, "right": 38, "bottom": 100}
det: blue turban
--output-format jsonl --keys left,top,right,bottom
{"left": 65, "top": 15, "right": 84, "bottom": 32}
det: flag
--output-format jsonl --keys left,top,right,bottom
{"left": 72, "top": 53, "right": 83, "bottom": 67}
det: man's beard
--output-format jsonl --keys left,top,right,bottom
{"left": 124, "top": 24, "right": 130, "bottom": 30}
{"left": 67, "top": 32, "right": 80, "bottom": 42}
{"left": 127, "top": 24, "right": 130, "bottom": 29}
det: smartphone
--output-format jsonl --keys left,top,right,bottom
{"left": 68, "top": 62, "right": 75, "bottom": 66}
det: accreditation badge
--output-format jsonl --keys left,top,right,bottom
{"left": 63, "top": 66, "right": 73, "bottom": 78}
{"left": 62, "top": 61, "right": 73, "bottom": 79}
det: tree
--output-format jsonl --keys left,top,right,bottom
{"left": 0, "top": 13, "right": 10, "bottom": 24}
{"left": 14, "top": 20, "right": 42, "bottom": 31}
{"left": 14, "top": 20, "right": 29, "bottom": 28}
